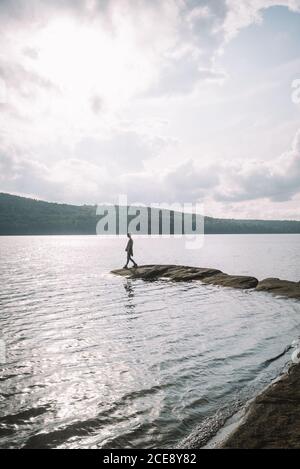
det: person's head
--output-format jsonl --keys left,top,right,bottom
{"left": 127, "top": 233, "right": 131, "bottom": 239}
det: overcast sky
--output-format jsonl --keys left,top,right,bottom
{"left": 0, "top": 0, "right": 300, "bottom": 219}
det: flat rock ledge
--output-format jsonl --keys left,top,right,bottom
{"left": 220, "top": 363, "right": 300, "bottom": 448}
{"left": 111, "top": 265, "right": 300, "bottom": 299}
{"left": 256, "top": 278, "right": 300, "bottom": 300}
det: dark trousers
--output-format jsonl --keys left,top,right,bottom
{"left": 125, "top": 252, "right": 137, "bottom": 267}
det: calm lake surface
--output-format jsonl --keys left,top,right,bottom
{"left": 0, "top": 234, "right": 300, "bottom": 449}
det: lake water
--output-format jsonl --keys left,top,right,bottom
{"left": 0, "top": 234, "right": 300, "bottom": 449}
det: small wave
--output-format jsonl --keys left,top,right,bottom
{"left": 262, "top": 344, "right": 293, "bottom": 367}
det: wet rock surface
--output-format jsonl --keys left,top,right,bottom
{"left": 112, "top": 265, "right": 258, "bottom": 289}
{"left": 112, "top": 265, "right": 225, "bottom": 283}
{"left": 220, "top": 363, "right": 300, "bottom": 448}
{"left": 202, "top": 273, "right": 258, "bottom": 289}
{"left": 111, "top": 265, "right": 300, "bottom": 299}
{"left": 256, "top": 278, "right": 300, "bottom": 300}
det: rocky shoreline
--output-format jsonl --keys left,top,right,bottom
{"left": 216, "top": 362, "right": 300, "bottom": 448}
{"left": 111, "top": 264, "right": 300, "bottom": 300}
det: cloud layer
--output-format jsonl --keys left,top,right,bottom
{"left": 0, "top": 0, "right": 300, "bottom": 218}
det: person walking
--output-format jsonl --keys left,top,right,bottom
{"left": 124, "top": 233, "right": 138, "bottom": 269}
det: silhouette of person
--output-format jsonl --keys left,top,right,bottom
{"left": 124, "top": 233, "right": 138, "bottom": 269}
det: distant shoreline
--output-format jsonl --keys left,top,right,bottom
{"left": 1, "top": 193, "right": 300, "bottom": 236}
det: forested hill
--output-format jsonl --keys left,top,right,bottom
{"left": 0, "top": 192, "right": 300, "bottom": 235}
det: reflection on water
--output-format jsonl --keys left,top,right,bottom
{"left": 0, "top": 235, "right": 299, "bottom": 448}
{"left": 124, "top": 281, "right": 136, "bottom": 313}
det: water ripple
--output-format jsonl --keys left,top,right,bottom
{"left": 0, "top": 235, "right": 300, "bottom": 448}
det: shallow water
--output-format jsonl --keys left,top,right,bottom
{"left": 0, "top": 235, "right": 299, "bottom": 448}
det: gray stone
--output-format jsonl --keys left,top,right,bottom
{"left": 111, "top": 265, "right": 257, "bottom": 289}
{"left": 256, "top": 278, "right": 300, "bottom": 300}
{"left": 112, "top": 265, "right": 300, "bottom": 299}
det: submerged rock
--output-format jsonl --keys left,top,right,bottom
{"left": 256, "top": 278, "right": 300, "bottom": 300}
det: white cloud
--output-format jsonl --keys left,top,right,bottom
{"left": 2, "top": 126, "right": 300, "bottom": 221}
{"left": 215, "top": 128, "right": 300, "bottom": 203}
{"left": 73, "top": 130, "right": 175, "bottom": 171}
{"left": 224, "top": 0, "right": 300, "bottom": 41}
{"left": 0, "top": 0, "right": 300, "bottom": 218}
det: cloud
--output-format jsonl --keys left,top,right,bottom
{"left": 74, "top": 130, "right": 175, "bottom": 171}
{"left": 2, "top": 127, "right": 300, "bottom": 214}
{"left": 0, "top": 143, "right": 108, "bottom": 202}
{"left": 215, "top": 128, "right": 300, "bottom": 203}
{"left": 142, "top": 0, "right": 230, "bottom": 96}
{"left": 1, "top": 0, "right": 300, "bottom": 219}
{"left": 224, "top": 0, "right": 300, "bottom": 42}
{"left": 0, "top": 138, "right": 217, "bottom": 204}
{"left": 0, "top": 126, "right": 178, "bottom": 203}
{"left": 90, "top": 95, "right": 104, "bottom": 114}
{"left": 0, "top": 61, "right": 57, "bottom": 97}
{"left": 1, "top": 0, "right": 299, "bottom": 108}
{"left": 163, "top": 159, "right": 219, "bottom": 202}
{"left": 0, "top": 1, "right": 241, "bottom": 102}
{"left": 145, "top": 0, "right": 300, "bottom": 96}
{"left": 0, "top": 77, "right": 7, "bottom": 105}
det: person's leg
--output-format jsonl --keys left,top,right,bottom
{"left": 129, "top": 256, "right": 138, "bottom": 267}
{"left": 123, "top": 253, "right": 130, "bottom": 268}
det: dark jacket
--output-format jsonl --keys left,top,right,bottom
{"left": 125, "top": 238, "right": 133, "bottom": 256}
